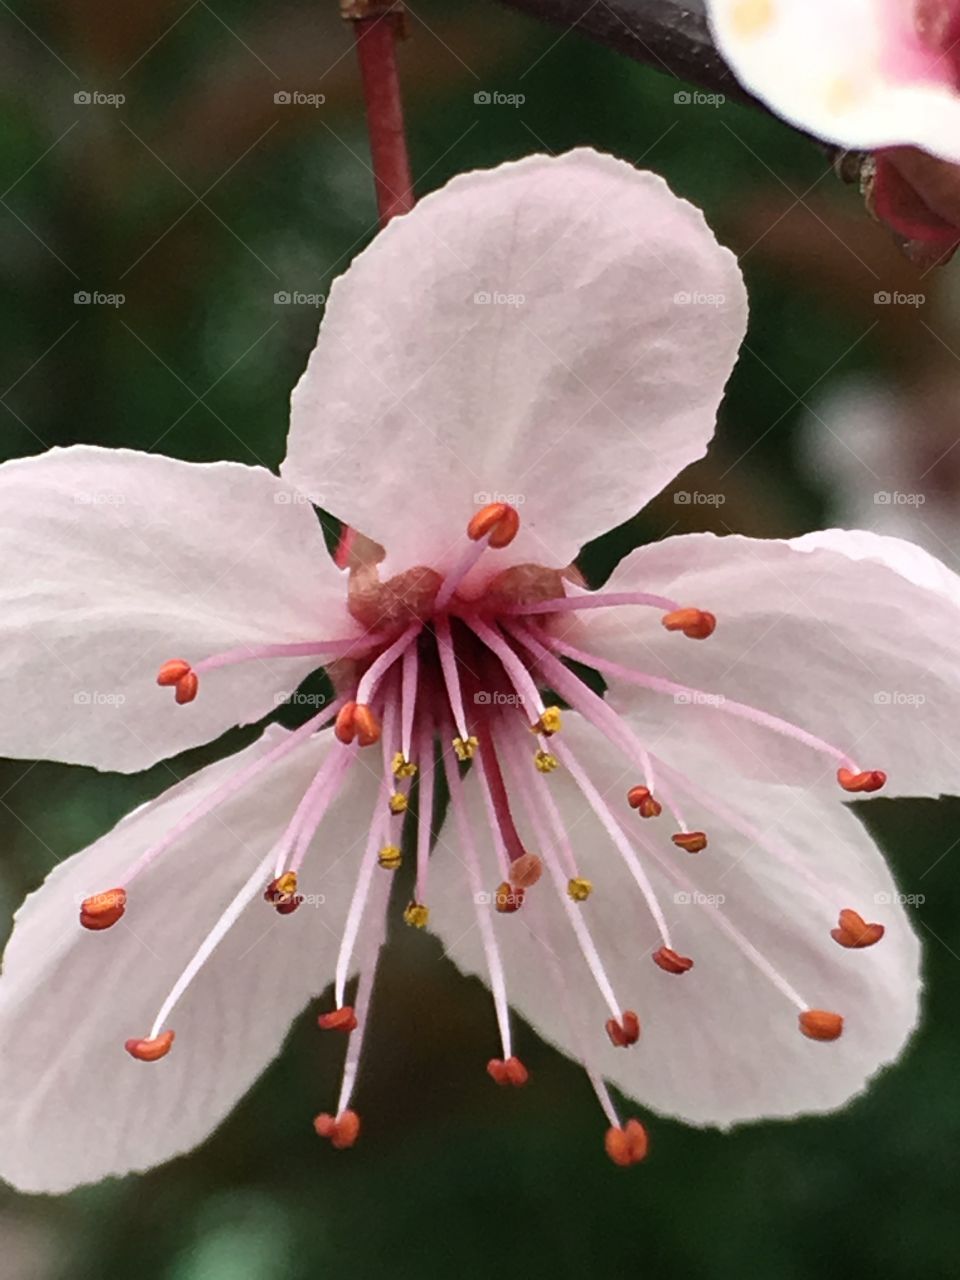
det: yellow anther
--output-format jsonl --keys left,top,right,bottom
{"left": 567, "top": 877, "right": 593, "bottom": 903}
{"left": 275, "top": 871, "right": 298, "bottom": 897}
{"left": 388, "top": 792, "right": 409, "bottom": 815}
{"left": 453, "top": 735, "right": 479, "bottom": 761}
{"left": 403, "top": 900, "right": 430, "bottom": 929}
{"left": 378, "top": 844, "right": 402, "bottom": 871}
{"left": 532, "top": 706, "right": 562, "bottom": 737}
{"left": 391, "top": 752, "right": 418, "bottom": 779}
{"left": 534, "top": 749, "right": 559, "bottom": 774}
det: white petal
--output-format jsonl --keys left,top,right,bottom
{"left": 283, "top": 148, "right": 746, "bottom": 577}
{"left": 0, "top": 446, "right": 353, "bottom": 773}
{"left": 429, "top": 716, "right": 920, "bottom": 1127}
{"left": 0, "top": 726, "right": 376, "bottom": 1193}
{"left": 573, "top": 529, "right": 960, "bottom": 799}
{"left": 707, "top": 0, "right": 960, "bottom": 161}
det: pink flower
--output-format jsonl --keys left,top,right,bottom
{"left": 0, "top": 148, "right": 938, "bottom": 1193}
{"left": 706, "top": 0, "right": 960, "bottom": 161}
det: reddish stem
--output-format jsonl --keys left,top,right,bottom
{"left": 350, "top": 8, "right": 415, "bottom": 225}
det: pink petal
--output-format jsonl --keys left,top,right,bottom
{"left": 0, "top": 446, "right": 352, "bottom": 772}
{"left": 283, "top": 148, "right": 746, "bottom": 577}
{"left": 0, "top": 726, "right": 375, "bottom": 1192}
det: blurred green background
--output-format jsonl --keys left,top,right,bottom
{"left": 2, "top": 2, "right": 959, "bottom": 1277}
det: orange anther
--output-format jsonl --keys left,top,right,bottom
{"left": 124, "top": 1030, "right": 175, "bottom": 1062}
{"left": 353, "top": 703, "right": 381, "bottom": 746}
{"left": 837, "top": 767, "right": 886, "bottom": 794}
{"left": 831, "top": 908, "right": 885, "bottom": 949}
{"left": 662, "top": 607, "right": 716, "bottom": 640}
{"left": 672, "top": 831, "right": 707, "bottom": 854}
{"left": 799, "top": 1010, "right": 843, "bottom": 1041}
{"left": 652, "top": 946, "right": 694, "bottom": 974}
{"left": 627, "top": 785, "right": 661, "bottom": 818}
{"left": 487, "top": 1056, "right": 529, "bottom": 1086}
{"left": 467, "top": 502, "right": 520, "bottom": 549}
{"left": 604, "top": 1118, "right": 649, "bottom": 1167}
{"left": 605, "top": 1010, "right": 641, "bottom": 1048}
{"left": 510, "top": 853, "right": 543, "bottom": 889}
{"left": 156, "top": 659, "right": 191, "bottom": 687}
{"left": 80, "top": 886, "right": 127, "bottom": 931}
{"left": 318, "top": 1006, "right": 358, "bottom": 1033}
{"left": 313, "top": 1109, "right": 361, "bottom": 1149}
{"left": 175, "top": 671, "right": 198, "bottom": 704}
{"left": 334, "top": 701, "right": 358, "bottom": 744}
{"left": 334, "top": 701, "right": 381, "bottom": 747}
{"left": 263, "top": 873, "right": 303, "bottom": 915}
{"left": 494, "top": 881, "right": 525, "bottom": 914}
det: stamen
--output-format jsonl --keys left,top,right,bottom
{"left": 494, "top": 881, "right": 525, "bottom": 913}
{"left": 499, "top": 722, "right": 626, "bottom": 1026}
{"left": 334, "top": 777, "right": 394, "bottom": 1007}
{"left": 334, "top": 701, "right": 382, "bottom": 747}
{"left": 672, "top": 831, "right": 708, "bottom": 854}
{"left": 403, "top": 901, "right": 430, "bottom": 928}
{"left": 400, "top": 639, "right": 419, "bottom": 766}
{"left": 79, "top": 887, "right": 127, "bottom": 930}
{"left": 627, "top": 785, "right": 662, "bottom": 819}
{"left": 443, "top": 743, "right": 517, "bottom": 1063}
{"left": 567, "top": 877, "right": 593, "bottom": 902}
{"left": 378, "top": 844, "right": 402, "bottom": 870}
{"left": 652, "top": 946, "right": 694, "bottom": 975}
{"left": 452, "top": 736, "right": 479, "bottom": 760}
{"left": 661, "top": 607, "right": 716, "bottom": 640}
{"left": 392, "top": 752, "right": 417, "bottom": 779}
{"left": 837, "top": 768, "right": 887, "bottom": 794}
{"left": 537, "top": 628, "right": 878, "bottom": 782}
{"left": 500, "top": 590, "right": 681, "bottom": 617}
{"left": 605, "top": 1011, "right": 640, "bottom": 1047}
{"left": 534, "top": 749, "right": 559, "bottom": 773}
{"left": 465, "top": 616, "right": 546, "bottom": 729}
{"left": 192, "top": 634, "right": 384, "bottom": 675}
{"left": 831, "top": 908, "right": 885, "bottom": 949}
{"left": 435, "top": 503, "right": 521, "bottom": 611}
{"left": 605, "top": 1119, "right": 649, "bottom": 1167}
{"left": 415, "top": 717, "right": 436, "bottom": 902}
{"left": 467, "top": 502, "right": 520, "bottom": 548}
{"left": 313, "top": 1110, "right": 361, "bottom": 1149}
{"left": 388, "top": 792, "right": 408, "bottom": 815}
{"left": 318, "top": 1007, "right": 358, "bottom": 1032}
{"left": 486, "top": 1057, "right": 529, "bottom": 1086}
{"left": 533, "top": 706, "right": 563, "bottom": 737}
{"left": 552, "top": 737, "right": 674, "bottom": 949}
{"left": 156, "top": 659, "right": 198, "bottom": 705}
{"left": 124, "top": 1031, "right": 175, "bottom": 1062}
{"left": 332, "top": 870, "right": 391, "bottom": 1122}
{"left": 435, "top": 615, "right": 471, "bottom": 743}
{"left": 799, "top": 1010, "right": 844, "bottom": 1041}
{"left": 354, "top": 622, "right": 421, "bottom": 707}
{"left": 118, "top": 698, "right": 346, "bottom": 890}
{"left": 263, "top": 871, "right": 303, "bottom": 915}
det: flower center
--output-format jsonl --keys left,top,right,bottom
{"left": 83, "top": 503, "right": 889, "bottom": 1166}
